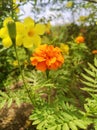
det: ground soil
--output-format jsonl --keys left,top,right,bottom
{"left": 0, "top": 103, "right": 36, "bottom": 130}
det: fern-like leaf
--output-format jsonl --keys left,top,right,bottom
{"left": 81, "top": 59, "right": 97, "bottom": 94}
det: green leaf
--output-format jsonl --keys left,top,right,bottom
{"left": 32, "top": 119, "right": 42, "bottom": 125}
{"left": 69, "top": 121, "right": 78, "bottom": 130}
{"left": 94, "top": 57, "right": 97, "bottom": 67}
{"left": 84, "top": 68, "right": 95, "bottom": 77}
{"left": 62, "top": 123, "right": 69, "bottom": 130}
{"left": 56, "top": 125, "right": 61, "bottom": 130}
{"left": 82, "top": 87, "right": 97, "bottom": 92}
{"left": 73, "top": 120, "right": 87, "bottom": 129}
{"left": 88, "top": 62, "right": 97, "bottom": 72}
{"left": 36, "top": 120, "right": 46, "bottom": 129}
{"left": 15, "top": 97, "right": 21, "bottom": 107}
{"left": 81, "top": 73, "right": 95, "bottom": 83}
{"left": 94, "top": 119, "right": 97, "bottom": 130}
{"left": 0, "top": 100, "right": 6, "bottom": 109}
{"left": 0, "top": 91, "right": 8, "bottom": 98}
{"left": 81, "top": 80, "right": 96, "bottom": 88}
{"left": 48, "top": 125, "right": 57, "bottom": 130}
{"left": 7, "top": 98, "right": 13, "bottom": 108}
{"left": 60, "top": 112, "right": 73, "bottom": 121}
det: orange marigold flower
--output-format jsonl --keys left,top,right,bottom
{"left": 30, "top": 44, "right": 64, "bottom": 71}
{"left": 75, "top": 36, "right": 85, "bottom": 44}
{"left": 92, "top": 50, "right": 97, "bottom": 54}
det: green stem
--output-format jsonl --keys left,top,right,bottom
{"left": 13, "top": 45, "right": 33, "bottom": 103}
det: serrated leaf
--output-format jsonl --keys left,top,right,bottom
{"left": 84, "top": 104, "right": 90, "bottom": 113}
{"left": 88, "top": 62, "right": 97, "bottom": 72}
{"left": 36, "top": 120, "right": 46, "bottom": 129}
{"left": 69, "top": 121, "right": 78, "bottom": 130}
{"left": 47, "top": 125, "right": 57, "bottom": 130}
{"left": 7, "top": 98, "right": 13, "bottom": 108}
{"left": 84, "top": 68, "right": 95, "bottom": 77}
{"left": 73, "top": 120, "right": 87, "bottom": 129}
{"left": 81, "top": 73, "right": 95, "bottom": 83}
{"left": 15, "top": 97, "right": 21, "bottom": 107}
{"left": 0, "top": 100, "right": 6, "bottom": 109}
{"left": 81, "top": 80, "right": 96, "bottom": 88}
{"left": 32, "top": 119, "right": 42, "bottom": 125}
{"left": 61, "top": 112, "right": 73, "bottom": 121}
{"left": 29, "top": 113, "right": 38, "bottom": 120}
{"left": 62, "top": 123, "right": 69, "bottom": 130}
{"left": 0, "top": 91, "right": 8, "bottom": 98}
{"left": 82, "top": 87, "right": 97, "bottom": 92}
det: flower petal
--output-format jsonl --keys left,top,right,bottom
{"left": 35, "top": 24, "right": 46, "bottom": 35}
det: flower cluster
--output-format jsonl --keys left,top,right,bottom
{"left": 0, "top": 17, "right": 46, "bottom": 48}
{"left": 75, "top": 36, "right": 85, "bottom": 44}
{"left": 30, "top": 44, "right": 64, "bottom": 71}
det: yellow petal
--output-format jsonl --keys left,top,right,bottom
{"left": 0, "top": 27, "right": 8, "bottom": 38}
{"left": 32, "top": 35, "right": 41, "bottom": 47}
{"left": 16, "top": 35, "right": 23, "bottom": 46}
{"left": 24, "top": 17, "right": 35, "bottom": 27}
{"left": 3, "top": 17, "right": 14, "bottom": 26}
{"left": 2, "top": 37, "right": 12, "bottom": 48}
{"left": 16, "top": 22, "right": 26, "bottom": 35}
{"left": 34, "top": 24, "right": 46, "bottom": 35}
{"left": 23, "top": 37, "right": 34, "bottom": 48}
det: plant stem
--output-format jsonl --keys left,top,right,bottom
{"left": 13, "top": 45, "right": 33, "bottom": 103}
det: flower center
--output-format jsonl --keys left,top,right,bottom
{"left": 28, "top": 30, "right": 34, "bottom": 37}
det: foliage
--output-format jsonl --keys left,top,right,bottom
{"left": 81, "top": 57, "right": 97, "bottom": 130}
{"left": 1, "top": 0, "right": 97, "bottom": 130}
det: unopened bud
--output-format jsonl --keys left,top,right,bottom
{"left": 7, "top": 21, "right": 16, "bottom": 43}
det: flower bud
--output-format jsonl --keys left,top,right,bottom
{"left": 7, "top": 21, "right": 16, "bottom": 43}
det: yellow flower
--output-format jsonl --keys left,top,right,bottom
{"left": 60, "top": 43, "right": 69, "bottom": 55}
{"left": 23, "top": 17, "right": 45, "bottom": 48}
{"left": 0, "top": 17, "right": 46, "bottom": 48}
{"left": 0, "top": 17, "right": 14, "bottom": 47}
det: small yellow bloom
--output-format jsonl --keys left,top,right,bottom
{"left": 13, "top": 60, "right": 19, "bottom": 67}
{"left": 60, "top": 43, "right": 69, "bottom": 55}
